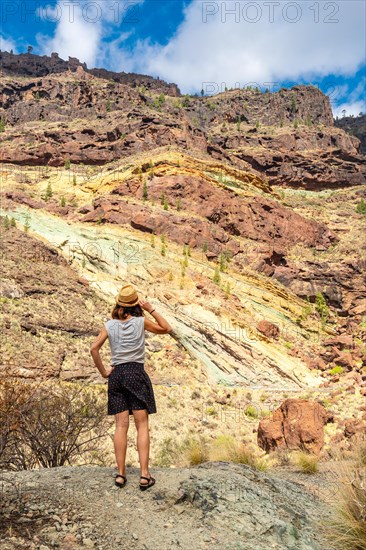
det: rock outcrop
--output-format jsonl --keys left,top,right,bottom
{"left": 0, "top": 51, "right": 180, "bottom": 95}
{"left": 257, "top": 399, "right": 334, "bottom": 455}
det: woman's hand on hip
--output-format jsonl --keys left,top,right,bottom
{"left": 103, "top": 366, "right": 115, "bottom": 378}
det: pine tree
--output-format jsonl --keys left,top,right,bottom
{"left": 143, "top": 180, "right": 148, "bottom": 201}
{"left": 3, "top": 215, "right": 10, "bottom": 230}
{"left": 224, "top": 281, "right": 231, "bottom": 299}
{"left": 24, "top": 213, "right": 31, "bottom": 233}
{"left": 151, "top": 233, "right": 155, "bottom": 248}
{"left": 163, "top": 197, "right": 168, "bottom": 210}
{"left": 64, "top": 158, "right": 71, "bottom": 170}
{"left": 219, "top": 253, "right": 226, "bottom": 272}
{"left": 60, "top": 196, "right": 66, "bottom": 207}
{"left": 203, "top": 241, "right": 208, "bottom": 253}
{"left": 44, "top": 182, "right": 53, "bottom": 201}
{"left": 10, "top": 217, "right": 16, "bottom": 227}
{"left": 213, "top": 265, "right": 221, "bottom": 285}
{"left": 73, "top": 174, "right": 77, "bottom": 186}
{"left": 176, "top": 198, "right": 181, "bottom": 211}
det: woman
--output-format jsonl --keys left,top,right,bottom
{"left": 90, "top": 283, "right": 172, "bottom": 490}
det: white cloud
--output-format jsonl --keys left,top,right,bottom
{"left": 0, "top": 35, "right": 18, "bottom": 53}
{"left": 333, "top": 101, "right": 366, "bottom": 118}
{"left": 36, "top": 0, "right": 143, "bottom": 68}
{"left": 33, "top": 0, "right": 365, "bottom": 101}
{"left": 36, "top": 1, "right": 104, "bottom": 67}
{"left": 116, "top": 0, "right": 366, "bottom": 94}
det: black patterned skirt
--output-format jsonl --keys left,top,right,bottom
{"left": 107, "top": 362, "right": 157, "bottom": 416}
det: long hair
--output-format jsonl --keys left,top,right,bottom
{"left": 111, "top": 303, "right": 144, "bottom": 320}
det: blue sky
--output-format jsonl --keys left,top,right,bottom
{"left": 1, "top": 0, "right": 365, "bottom": 116}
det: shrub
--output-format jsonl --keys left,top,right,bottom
{"left": 356, "top": 199, "right": 366, "bottom": 216}
{"left": 64, "top": 158, "right": 71, "bottom": 170}
{"left": 0, "top": 379, "right": 109, "bottom": 469}
{"left": 0, "top": 118, "right": 6, "bottom": 132}
{"left": 60, "top": 196, "right": 66, "bottom": 207}
{"left": 182, "top": 95, "right": 190, "bottom": 108}
{"left": 3, "top": 215, "right": 10, "bottom": 229}
{"left": 315, "top": 292, "right": 329, "bottom": 324}
{"left": 329, "top": 365, "right": 344, "bottom": 376}
{"left": 244, "top": 405, "right": 259, "bottom": 419}
{"left": 10, "top": 217, "right": 16, "bottom": 227}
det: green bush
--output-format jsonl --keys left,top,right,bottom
{"left": 329, "top": 366, "right": 344, "bottom": 376}
{"left": 356, "top": 199, "right": 366, "bottom": 216}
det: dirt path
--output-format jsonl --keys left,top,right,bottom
{"left": 1, "top": 462, "right": 333, "bottom": 550}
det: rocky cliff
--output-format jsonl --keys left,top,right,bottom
{"left": 1, "top": 55, "right": 365, "bottom": 191}
{"left": 1, "top": 54, "right": 366, "bottom": 458}
{"left": 335, "top": 113, "right": 366, "bottom": 155}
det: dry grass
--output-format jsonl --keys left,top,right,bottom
{"left": 208, "top": 434, "right": 270, "bottom": 471}
{"left": 321, "top": 443, "right": 366, "bottom": 550}
{"left": 292, "top": 451, "right": 319, "bottom": 474}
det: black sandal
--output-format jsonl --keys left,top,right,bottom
{"left": 115, "top": 474, "right": 127, "bottom": 488}
{"left": 139, "top": 474, "right": 155, "bottom": 491}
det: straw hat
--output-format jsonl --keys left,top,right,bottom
{"left": 115, "top": 284, "right": 140, "bottom": 307}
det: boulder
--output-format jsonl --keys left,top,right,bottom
{"left": 257, "top": 399, "right": 332, "bottom": 455}
{"left": 344, "top": 418, "right": 365, "bottom": 439}
{"left": 256, "top": 320, "right": 280, "bottom": 339}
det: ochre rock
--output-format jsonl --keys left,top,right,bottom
{"left": 257, "top": 399, "right": 332, "bottom": 455}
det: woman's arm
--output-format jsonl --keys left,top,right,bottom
{"left": 139, "top": 300, "right": 173, "bottom": 334}
{"left": 90, "top": 326, "right": 114, "bottom": 378}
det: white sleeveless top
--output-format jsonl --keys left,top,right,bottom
{"left": 105, "top": 317, "right": 145, "bottom": 365}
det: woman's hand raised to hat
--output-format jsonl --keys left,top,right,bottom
{"left": 139, "top": 299, "right": 153, "bottom": 313}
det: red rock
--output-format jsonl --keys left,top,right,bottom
{"left": 344, "top": 418, "right": 365, "bottom": 439}
{"left": 334, "top": 351, "right": 354, "bottom": 370}
{"left": 77, "top": 277, "right": 89, "bottom": 286}
{"left": 256, "top": 320, "right": 280, "bottom": 339}
{"left": 257, "top": 399, "right": 332, "bottom": 455}
{"left": 306, "top": 357, "right": 327, "bottom": 371}
{"left": 324, "top": 334, "right": 354, "bottom": 348}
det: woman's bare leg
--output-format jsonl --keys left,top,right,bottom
{"left": 133, "top": 409, "right": 150, "bottom": 482}
{"left": 114, "top": 410, "right": 129, "bottom": 478}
